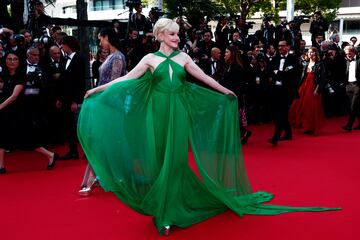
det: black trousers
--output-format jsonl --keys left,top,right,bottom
{"left": 270, "top": 88, "right": 292, "bottom": 141}
{"left": 345, "top": 82, "right": 360, "bottom": 127}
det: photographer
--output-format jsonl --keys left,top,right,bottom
{"left": 233, "top": 18, "right": 252, "bottom": 44}
{"left": 310, "top": 11, "right": 328, "bottom": 47}
{"left": 0, "top": 0, "right": 12, "bottom": 28}
{"left": 261, "top": 16, "right": 275, "bottom": 47}
{"left": 129, "top": 3, "right": 148, "bottom": 39}
{"left": 28, "top": 0, "right": 51, "bottom": 38}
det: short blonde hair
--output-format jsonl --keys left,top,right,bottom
{"left": 153, "top": 18, "right": 179, "bottom": 40}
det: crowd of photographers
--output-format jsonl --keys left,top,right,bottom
{"left": 0, "top": 6, "right": 360, "bottom": 163}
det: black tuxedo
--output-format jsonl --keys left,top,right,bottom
{"left": 41, "top": 57, "right": 66, "bottom": 144}
{"left": 60, "top": 53, "right": 86, "bottom": 106}
{"left": 59, "top": 52, "right": 87, "bottom": 155}
{"left": 269, "top": 53, "right": 300, "bottom": 142}
{"left": 343, "top": 58, "right": 360, "bottom": 128}
{"left": 202, "top": 58, "right": 224, "bottom": 82}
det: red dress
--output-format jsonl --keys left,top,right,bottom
{"left": 289, "top": 70, "right": 325, "bottom": 133}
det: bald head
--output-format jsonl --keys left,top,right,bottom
{"left": 49, "top": 45, "right": 62, "bottom": 61}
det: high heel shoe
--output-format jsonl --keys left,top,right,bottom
{"left": 78, "top": 177, "right": 99, "bottom": 197}
{"left": 160, "top": 225, "right": 171, "bottom": 236}
{"left": 47, "top": 153, "right": 59, "bottom": 170}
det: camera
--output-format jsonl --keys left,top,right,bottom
{"left": 246, "top": 21, "right": 256, "bottom": 29}
{"left": 291, "top": 16, "right": 310, "bottom": 28}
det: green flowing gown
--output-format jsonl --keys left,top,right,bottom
{"left": 78, "top": 51, "right": 338, "bottom": 232}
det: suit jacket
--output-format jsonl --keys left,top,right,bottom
{"left": 344, "top": 58, "right": 360, "bottom": 85}
{"left": 59, "top": 52, "right": 86, "bottom": 106}
{"left": 270, "top": 53, "right": 300, "bottom": 102}
{"left": 202, "top": 58, "right": 224, "bottom": 82}
{"left": 41, "top": 56, "right": 66, "bottom": 103}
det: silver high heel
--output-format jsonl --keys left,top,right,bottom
{"left": 160, "top": 225, "right": 171, "bottom": 236}
{"left": 78, "top": 177, "right": 99, "bottom": 197}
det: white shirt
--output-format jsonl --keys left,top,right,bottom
{"left": 279, "top": 54, "right": 288, "bottom": 71}
{"left": 348, "top": 57, "right": 357, "bottom": 83}
{"left": 65, "top": 52, "right": 76, "bottom": 70}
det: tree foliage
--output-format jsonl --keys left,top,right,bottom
{"left": 162, "top": 0, "right": 341, "bottom": 25}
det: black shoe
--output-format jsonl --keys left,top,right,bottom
{"left": 353, "top": 125, "right": 360, "bottom": 130}
{"left": 60, "top": 152, "right": 79, "bottom": 160}
{"left": 241, "top": 130, "right": 252, "bottom": 144}
{"left": 279, "top": 136, "right": 292, "bottom": 141}
{"left": 267, "top": 138, "right": 278, "bottom": 146}
{"left": 341, "top": 125, "right": 352, "bottom": 132}
{"left": 47, "top": 153, "right": 59, "bottom": 170}
{"left": 0, "top": 167, "right": 6, "bottom": 174}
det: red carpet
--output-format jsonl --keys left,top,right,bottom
{"left": 0, "top": 116, "right": 359, "bottom": 240}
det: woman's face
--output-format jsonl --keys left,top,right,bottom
{"left": 159, "top": 30, "right": 179, "bottom": 49}
{"left": 98, "top": 35, "right": 110, "bottom": 49}
{"left": 224, "top": 49, "right": 231, "bottom": 62}
{"left": 307, "top": 49, "right": 317, "bottom": 61}
{"left": 5, "top": 53, "right": 20, "bottom": 71}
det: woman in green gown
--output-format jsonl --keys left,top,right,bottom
{"left": 78, "top": 18, "right": 338, "bottom": 235}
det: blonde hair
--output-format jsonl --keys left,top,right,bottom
{"left": 153, "top": 18, "right": 179, "bottom": 40}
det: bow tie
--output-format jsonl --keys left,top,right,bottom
{"left": 66, "top": 56, "right": 72, "bottom": 60}
{"left": 348, "top": 58, "right": 355, "bottom": 62}
{"left": 280, "top": 55, "right": 287, "bottom": 59}
{"left": 28, "top": 64, "right": 37, "bottom": 67}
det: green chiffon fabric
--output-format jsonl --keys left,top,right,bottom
{"left": 78, "top": 51, "right": 338, "bottom": 232}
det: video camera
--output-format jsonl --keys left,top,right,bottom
{"left": 293, "top": 15, "right": 310, "bottom": 25}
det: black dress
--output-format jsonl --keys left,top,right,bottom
{"left": 0, "top": 72, "right": 25, "bottom": 149}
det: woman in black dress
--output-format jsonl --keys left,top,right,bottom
{"left": 0, "top": 51, "right": 58, "bottom": 174}
{"left": 220, "top": 45, "right": 252, "bottom": 144}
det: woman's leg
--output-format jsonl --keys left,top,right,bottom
{"left": 35, "top": 147, "right": 57, "bottom": 169}
{"left": 79, "top": 164, "right": 98, "bottom": 197}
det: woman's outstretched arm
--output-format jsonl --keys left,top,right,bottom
{"left": 85, "top": 54, "right": 152, "bottom": 98}
{"left": 183, "top": 53, "right": 236, "bottom": 96}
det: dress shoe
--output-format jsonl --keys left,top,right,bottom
{"left": 241, "top": 130, "right": 252, "bottom": 144}
{"left": 47, "top": 153, "right": 59, "bottom": 170}
{"left": 279, "top": 136, "right": 292, "bottom": 141}
{"left": 79, "top": 178, "right": 99, "bottom": 197}
{"left": 60, "top": 152, "right": 79, "bottom": 160}
{"left": 0, "top": 167, "right": 6, "bottom": 174}
{"left": 341, "top": 125, "right": 352, "bottom": 132}
{"left": 267, "top": 138, "right": 278, "bottom": 146}
{"left": 353, "top": 125, "right": 360, "bottom": 130}
{"left": 79, "top": 187, "right": 92, "bottom": 197}
{"left": 160, "top": 225, "right": 171, "bottom": 236}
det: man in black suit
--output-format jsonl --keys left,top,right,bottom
{"left": 202, "top": 47, "right": 223, "bottom": 82}
{"left": 59, "top": 36, "right": 86, "bottom": 159}
{"left": 42, "top": 45, "right": 66, "bottom": 144}
{"left": 341, "top": 46, "right": 360, "bottom": 131}
{"left": 268, "top": 39, "right": 300, "bottom": 145}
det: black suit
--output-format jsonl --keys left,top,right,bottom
{"left": 343, "top": 58, "right": 360, "bottom": 128}
{"left": 202, "top": 58, "right": 224, "bottom": 82}
{"left": 42, "top": 57, "right": 66, "bottom": 144}
{"left": 60, "top": 52, "right": 86, "bottom": 155}
{"left": 269, "top": 54, "right": 300, "bottom": 142}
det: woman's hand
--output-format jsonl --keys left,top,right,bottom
{"left": 224, "top": 89, "right": 237, "bottom": 97}
{"left": 84, "top": 88, "right": 98, "bottom": 98}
